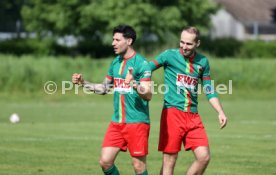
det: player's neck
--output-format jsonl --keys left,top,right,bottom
{"left": 121, "top": 47, "right": 136, "bottom": 60}
{"left": 186, "top": 51, "right": 196, "bottom": 59}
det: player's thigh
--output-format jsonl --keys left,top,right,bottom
{"left": 100, "top": 147, "right": 121, "bottom": 163}
{"left": 125, "top": 123, "right": 150, "bottom": 157}
{"left": 102, "top": 122, "right": 127, "bottom": 151}
{"left": 183, "top": 114, "right": 209, "bottom": 151}
{"left": 159, "top": 108, "right": 184, "bottom": 153}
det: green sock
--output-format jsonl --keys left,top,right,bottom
{"left": 136, "top": 169, "right": 148, "bottom": 175}
{"left": 103, "top": 165, "right": 120, "bottom": 175}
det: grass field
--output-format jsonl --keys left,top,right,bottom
{"left": 0, "top": 93, "right": 276, "bottom": 175}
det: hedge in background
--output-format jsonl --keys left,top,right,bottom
{"left": 0, "top": 38, "right": 114, "bottom": 57}
{"left": 239, "top": 41, "right": 276, "bottom": 58}
{"left": 0, "top": 38, "right": 56, "bottom": 55}
{"left": 1, "top": 37, "right": 276, "bottom": 58}
{"left": 200, "top": 37, "right": 276, "bottom": 58}
{"left": 200, "top": 37, "right": 242, "bottom": 57}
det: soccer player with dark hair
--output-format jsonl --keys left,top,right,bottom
{"left": 72, "top": 25, "right": 152, "bottom": 175}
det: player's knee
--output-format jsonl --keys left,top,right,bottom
{"left": 132, "top": 161, "right": 146, "bottom": 174}
{"left": 163, "top": 153, "right": 178, "bottom": 168}
{"left": 198, "top": 153, "right": 211, "bottom": 165}
{"left": 99, "top": 159, "right": 113, "bottom": 170}
{"left": 164, "top": 159, "right": 177, "bottom": 168}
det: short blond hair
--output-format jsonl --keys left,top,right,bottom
{"left": 182, "top": 26, "right": 200, "bottom": 42}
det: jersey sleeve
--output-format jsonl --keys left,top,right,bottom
{"left": 148, "top": 51, "right": 168, "bottom": 71}
{"left": 137, "top": 61, "right": 152, "bottom": 82}
{"left": 201, "top": 59, "right": 218, "bottom": 100}
{"left": 106, "top": 60, "right": 114, "bottom": 81}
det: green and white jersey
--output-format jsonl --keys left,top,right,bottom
{"left": 106, "top": 52, "right": 151, "bottom": 123}
{"left": 149, "top": 48, "right": 217, "bottom": 113}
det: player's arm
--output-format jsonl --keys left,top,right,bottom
{"left": 148, "top": 51, "right": 167, "bottom": 71}
{"left": 125, "top": 67, "right": 152, "bottom": 101}
{"left": 202, "top": 78, "right": 228, "bottom": 129}
{"left": 133, "top": 81, "right": 152, "bottom": 101}
{"left": 72, "top": 73, "right": 113, "bottom": 95}
{"left": 82, "top": 78, "right": 113, "bottom": 95}
{"left": 201, "top": 58, "right": 227, "bottom": 129}
{"left": 208, "top": 97, "right": 228, "bottom": 129}
{"left": 148, "top": 60, "right": 161, "bottom": 72}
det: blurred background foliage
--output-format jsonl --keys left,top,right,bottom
{"left": 20, "top": 0, "right": 217, "bottom": 40}
{"left": 1, "top": 0, "right": 275, "bottom": 93}
{"left": 1, "top": 0, "right": 220, "bottom": 57}
{"left": 1, "top": 0, "right": 276, "bottom": 58}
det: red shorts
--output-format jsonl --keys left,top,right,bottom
{"left": 158, "top": 108, "right": 209, "bottom": 153}
{"left": 102, "top": 122, "right": 150, "bottom": 157}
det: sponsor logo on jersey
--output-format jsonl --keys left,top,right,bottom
{"left": 176, "top": 73, "right": 198, "bottom": 90}
{"left": 114, "top": 78, "right": 132, "bottom": 93}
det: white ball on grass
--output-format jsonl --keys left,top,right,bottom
{"left": 9, "top": 113, "right": 20, "bottom": 123}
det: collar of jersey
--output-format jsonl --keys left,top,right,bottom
{"left": 121, "top": 51, "right": 136, "bottom": 60}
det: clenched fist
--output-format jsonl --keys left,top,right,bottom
{"left": 72, "top": 73, "right": 84, "bottom": 85}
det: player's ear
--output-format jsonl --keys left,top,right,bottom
{"left": 196, "top": 40, "right": 201, "bottom": 47}
{"left": 127, "top": 38, "right": 133, "bottom": 46}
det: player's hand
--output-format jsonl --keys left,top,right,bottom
{"left": 218, "top": 112, "right": 228, "bottom": 129}
{"left": 125, "top": 73, "right": 134, "bottom": 85}
{"left": 72, "top": 73, "right": 84, "bottom": 85}
{"left": 125, "top": 67, "right": 138, "bottom": 89}
{"left": 125, "top": 67, "right": 134, "bottom": 85}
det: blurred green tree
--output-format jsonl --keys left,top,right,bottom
{"left": 22, "top": 0, "right": 218, "bottom": 42}
{"left": 22, "top": 0, "right": 85, "bottom": 38}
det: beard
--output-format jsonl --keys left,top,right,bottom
{"left": 182, "top": 49, "right": 194, "bottom": 57}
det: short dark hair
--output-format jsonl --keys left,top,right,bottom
{"left": 113, "top": 25, "right": 136, "bottom": 45}
{"left": 182, "top": 26, "right": 200, "bottom": 42}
